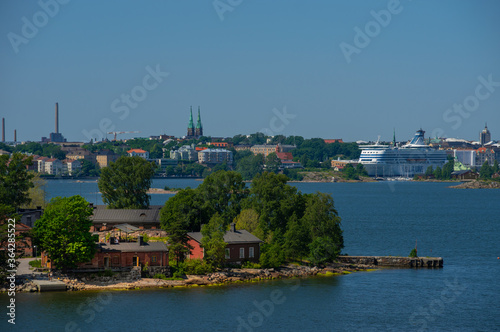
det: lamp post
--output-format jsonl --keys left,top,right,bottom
{"left": 34, "top": 245, "right": 37, "bottom": 258}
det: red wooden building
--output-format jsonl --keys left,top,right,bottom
{"left": 42, "top": 236, "right": 168, "bottom": 270}
{"left": 187, "top": 224, "right": 262, "bottom": 263}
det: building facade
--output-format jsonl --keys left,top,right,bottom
{"left": 127, "top": 149, "right": 149, "bottom": 159}
{"left": 187, "top": 224, "right": 262, "bottom": 263}
{"left": 170, "top": 145, "right": 198, "bottom": 161}
{"left": 480, "top": 124, "right": 491, "bottom": 146}
{"left": 198, "top": 149, "right": 233, "bottom": 164}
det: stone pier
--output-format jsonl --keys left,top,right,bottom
{"left": 337, "top": 256, "right": 443, "bottom": 268}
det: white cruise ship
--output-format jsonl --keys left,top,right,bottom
{"left": 358, "top": 129, "right": 448, "bottom": 177}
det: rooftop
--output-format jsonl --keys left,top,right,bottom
{"left": 127, "top": 149, "right": 147, "bottom": 153}
{"left": 91, "top": 205, "right": 162, "bottom": 224}
{"left": 188, "top": 227, "right": 262, "bottom": 244}
{"left": 98, "top": 241, "right": 168, "bottom": 253}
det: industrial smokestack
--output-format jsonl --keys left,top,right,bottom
{"left": 1, "top": 118, "right": 4, "bottom": 142}
{"left": 14, "top": 129, "right": 17, "bottom": 142}
{"left": 55, "top": 102, "right": 59, "bottom": 134}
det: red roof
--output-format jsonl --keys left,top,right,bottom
{"left": 477, "top": 147, "right": 493, "bottom": 154}
{"left": 276, "top": 152, "right": 293, "bottom": 161}
{"left": 324, "top": 139, "right": 344, "bottom": 144}
{"left": 196, "top": 147, "right": 208, "bottom": 151}
{"left": 127, "top": 149, "right": 147, "bottom": 153}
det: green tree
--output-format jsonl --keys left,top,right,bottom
{"left": 0, "top": 153, "right": 35, "bottom": 209}
{"left": 441, "top": 160, "right": 454, "bottom": 180}
{"left": 245, "top": 172, "right": 305, "bottom": 239}
{"left": 493, "top": 160, "right": 499, "bottom": 174}
{"left": 234, "top": 208, "right": 264, "bottom": 240}
{"left": 302, "top": 192, "right": 343, "bottom": 262}
{"left": 259, "top": 238, "right": 285, "bottom": 268}
{"left": 197, "top": 170, "right": 248, "bottom": 225}
{"left": 356, "top": 163, "right": 368, "bottom": 176}
{"left": 308, "top": 236, "right": 340, "bottom": 266}
{"left": 33, "top": 196, "right": 96, "bottom": 271}
{"left": 283, "top": 213, "right": 310, "bottom": 260}
{"left": 200, "top": 213, "right": 227, "bottom": 268}
{"left": 98, "top": 156, "right": 156, "bottom": 209}
{"left": 425, "top": 166, "right": 433, "bottom": 177}
{"left": 433, "top": 166, "right": 442, "bottom": 179}
{"left": 21, "top": 172, "right": 48, "bottom": 209}
{"left": 149, "top": 143, "right": 163, "bottom": 159}
{"left": 479, "top": 161, "right": 493, "bottom": 179}
{"left": 265, "top": 152, "right": 281, "bottom": 173}
{"left": 236, "top": 153, "right": 264, "bottom": 180}
{"left": 160, "top": 188, "right": 200, "bottom": 265}
{"left": 78, "top": 159, "right": 100, "bottom": 177}
{"left": 343, "top": 164, "right": 358, "bottom": 180}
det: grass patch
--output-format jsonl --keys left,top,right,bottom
{"left": 29, "top": 259, "right": 42, "bottom": 268}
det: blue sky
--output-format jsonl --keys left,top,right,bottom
{"left": 1, "top": 0, "right": 499, "bottom": 142}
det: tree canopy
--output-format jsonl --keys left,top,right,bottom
{"left": 0, "top": 153, "right": 35, "bottom": 209}
{"left": 98, "top": 156, "right": 156, "bottom": 209}
{"left": 33, "top": 196, "right": 96, "bottom": 271}
{"left": 161, "top": 170, "right": 344, "bottom": 268}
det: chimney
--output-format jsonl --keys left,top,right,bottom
{"left": 138, "top": 235, "right": 145, "bottom": 246}
{"left": 55, "top": 103, "right": 59, "bottom": 134}
{"left": 2, "top": 118, "right": 4, "bottom": 142}
{"left": 230, "top": 223, "right": 236, "bottom": 232}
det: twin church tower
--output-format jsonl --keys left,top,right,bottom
{"left": 186, "top": 106, "right": 203, "bottom": 139}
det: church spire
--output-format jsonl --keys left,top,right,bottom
{"left": 187, "top": 106, "right": 195, "bottom": 137}
{"left": 195, "top": 106, "right": 203, "bottom": 137}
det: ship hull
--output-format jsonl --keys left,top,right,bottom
{"left": 359, "top": 148, "right": 447, "bottom": 177}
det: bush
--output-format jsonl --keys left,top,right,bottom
{"left": 29, "top": 259, "right": 42, "bottom": 268}
{"left": 153, "top": 273, "right": 167, "bottom": 280}
{"left": 409, "top": 248, "right": 418, "bottom": 258}
{"left": 242, "top": 261, "right": 261, "bottom": 269}
{"left": 170, "top": 259, "right": 215, "bottom": 276}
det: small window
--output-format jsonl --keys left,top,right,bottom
{"left": 249, "top": 247, "right": 254, "bottom": 258}
{"left": 225, "top": 248, "right": 230, "bottom": 259}
{"left": 112, "top": 256, "right": 119, "bottom": 265}
{"left": 239, "top": 248, "right": 245, "bottom": 259}
{"left": 151, "top": 255, "right": 157, "bottom": 263}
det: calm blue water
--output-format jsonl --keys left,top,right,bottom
{"left": 2, "top": 180, "right": 500, "bottom": 331}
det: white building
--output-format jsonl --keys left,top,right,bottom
{"left": 63, "top": 159, "right": 81, "bottom": 176}
{"left": 454, "top": 150, "right": 477, "bottom": 167}
{"left": 127, "top": 149, "right": 149, "bottom": 159}
{"left": 170, "top": 145, "right": 198, "bottom": 161}
{"left": 44, "top": 158, "right": 63, "bottom": 175}
{"left": 198, "top": 149, "right": 233, "bottom": 164}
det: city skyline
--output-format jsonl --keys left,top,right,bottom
{"left": 1, "top": 0, "right": 499, "bottom": 142}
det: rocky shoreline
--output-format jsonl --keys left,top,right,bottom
{"left": 449, "top": 180, "right": 500, "bottom": 189}
{"left": 5, "top": 262, "right": 376, "bottom": 293}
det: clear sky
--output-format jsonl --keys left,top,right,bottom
{"left": 1, "top": 0, "right": 499, "bottom": 143}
